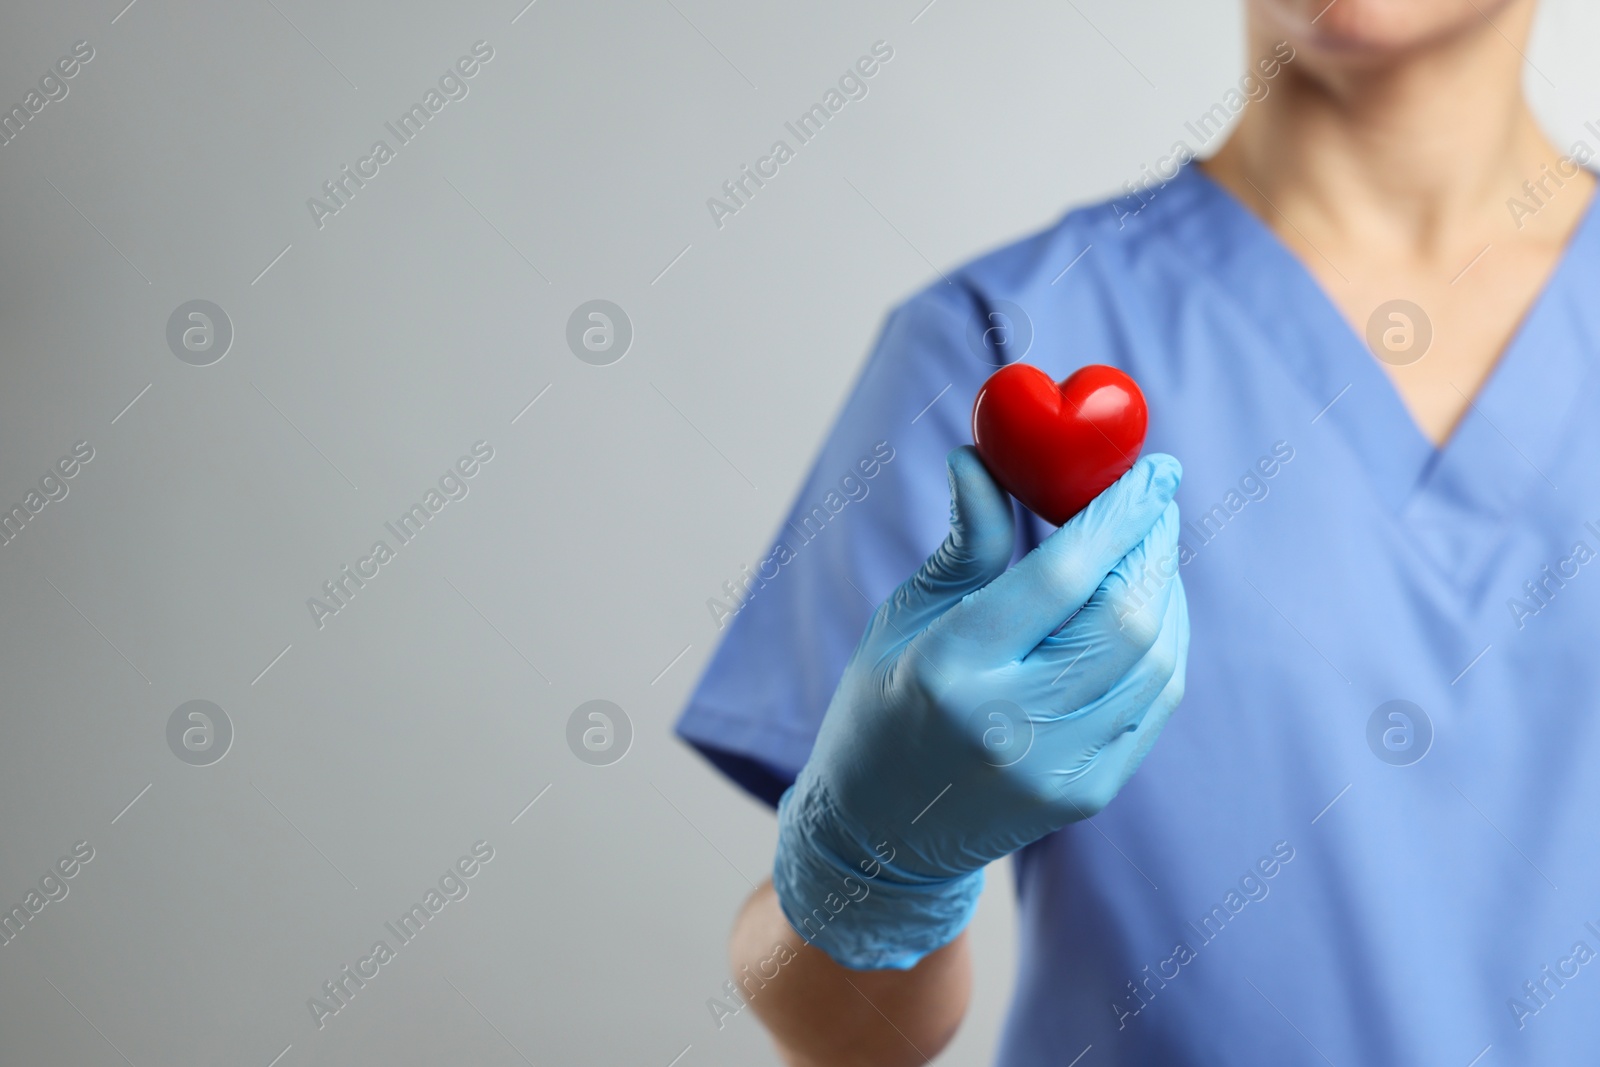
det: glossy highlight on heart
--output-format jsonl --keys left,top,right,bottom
{"left": 971, "top": 363, "right": 1148, "bottom": 526}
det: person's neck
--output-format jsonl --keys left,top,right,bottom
{"left": 1204, "top": 12, "right": 1565, "bottom": 262}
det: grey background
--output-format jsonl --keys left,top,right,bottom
{"left": 1, "top": 1, "right": 1596, "bottom": 1064}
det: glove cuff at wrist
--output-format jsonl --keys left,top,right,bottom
{"left": 772, "top": 776, "right": 984, "bottom": 971}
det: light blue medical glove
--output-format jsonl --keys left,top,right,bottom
{"left": 773, "top": 446, "right": 1189, "bottom": 970}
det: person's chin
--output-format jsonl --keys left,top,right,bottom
{"left": 1250, "top": 0, "right": 1522, "bottom": 60}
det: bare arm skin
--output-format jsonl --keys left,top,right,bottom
{"left": 729, "top": 879, "right": 971, "bottom": 1067}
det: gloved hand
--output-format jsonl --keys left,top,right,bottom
{"left": 773, "top": 446, "right": 1188, "bottom": 970}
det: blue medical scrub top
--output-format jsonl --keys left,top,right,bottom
{"left": 676, "top": 164, "right": 1600, "bottom": 1064}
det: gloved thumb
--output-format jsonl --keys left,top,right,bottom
{"left": 880, "top": 446, "right": 1016, "bottom": 639}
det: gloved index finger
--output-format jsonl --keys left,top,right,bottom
{"left": 929, "top": 454, "right": 1182, "bottom": 663}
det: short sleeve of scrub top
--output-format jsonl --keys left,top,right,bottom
{"left": 675, "top": 163, "right": 1600, "bottom": 1065}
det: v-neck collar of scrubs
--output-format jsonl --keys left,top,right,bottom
{"left": 1164, "top": 163, "right": 1600, "bottom": 588}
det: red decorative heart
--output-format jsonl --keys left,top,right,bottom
{"left": 971, "top": 363, "right": 1148, "bottom": 526}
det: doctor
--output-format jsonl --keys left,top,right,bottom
{"left": 678, "top": 0, "right": 1600, "bottom": 1062}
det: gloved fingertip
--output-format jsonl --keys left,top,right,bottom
{"left": 942, "top": 446, "right": 1014, "bottom": 565}
{"left": 945, "top": 446, "right": 970, "bottom": 496}
{"left": 945, "top": 447, "right": 970, "bottom": 520}
{"left": 1136, "top": 453, "right": 1182, "bottom": 499}
{"left": 945, "top": 444, "right": 983, "bottom": 480}
{"left": 946, "top": 446, "right": 1003, "bottom": 512}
